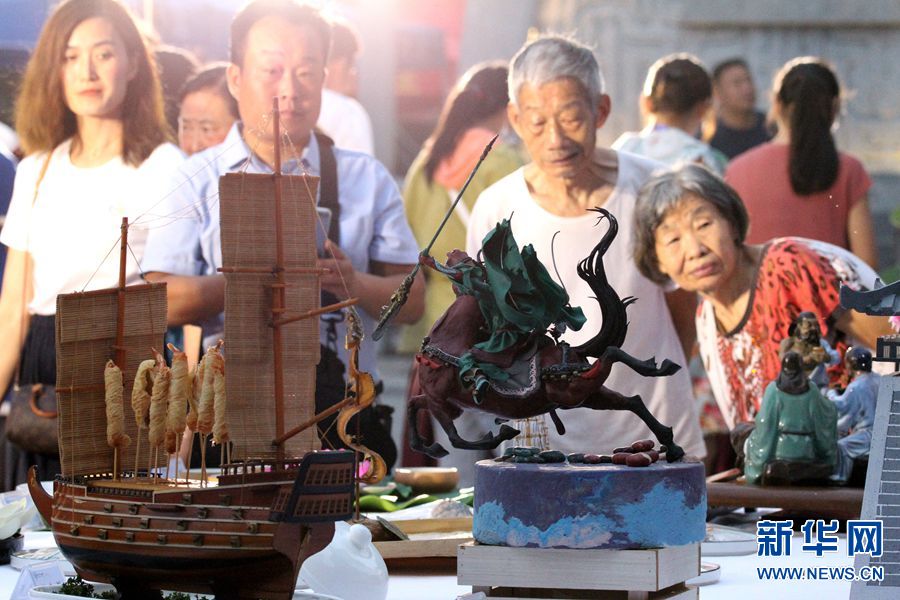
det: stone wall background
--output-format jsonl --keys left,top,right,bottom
{"left": 528, "top": 0, "right": 899, "bottom": 270}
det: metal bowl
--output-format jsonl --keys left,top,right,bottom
{"left": 393, "top": 467, "right": 459, "bottom": 494}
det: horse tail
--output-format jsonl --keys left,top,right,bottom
{"left": 572, "top": 208, "right": 632, "bottom": 359}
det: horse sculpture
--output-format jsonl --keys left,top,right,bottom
{"left": 408, "top": 208, "right": 686, "bottom": 462}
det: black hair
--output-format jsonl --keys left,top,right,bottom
{"left": 327, "top": 16, "right": 359, "bottom": 63}
{"left": 156, "top": 46, "right": 199, "bottom": 135}
{"left": 179, "top": 62, "right": 239, "bottom": 120}
{"left": 774, "top": 58, "right": 840, "bottom": 195}
{"left": 712, "top": 58, "right": 749, "bottom": 84}
{"left": 644, "top": 54, "right": 711, "bottom": 116}
{"left": 423, "top": 61, "right": 509, "bottom": 184}
{"left": 776, "top": 351, "right": 810, "bottom": 395}
{"left": 230, "top": 0, "right": 330, "bottom": 68}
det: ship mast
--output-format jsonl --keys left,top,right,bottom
{"left": 271, "top": 99, "right": 287, "bottom": 466}
{"left": 113, "top": 217, "right": 129, "bottom": 479}
{"left": 250, "top": 99, "right": 361, "bottom": 458}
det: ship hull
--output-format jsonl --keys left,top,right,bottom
{"left": 29, "top": 452, "right": 355, "bottom": 599}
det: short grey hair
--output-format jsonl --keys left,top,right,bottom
{"left": 508, "top": 34, "right": 605, "bottom": 109}
{"left": 633, "top": 164, "right": 750, "bottom": 284}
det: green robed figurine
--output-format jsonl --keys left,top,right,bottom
{"left": 744, "top": 351, "right": 838, "bottom": 486}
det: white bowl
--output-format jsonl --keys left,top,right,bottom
{"left": 393, "top": 467, "right": 459, "bottom": 494}
{"left": 15, "top": 481, "right": 54, "bottom": 530}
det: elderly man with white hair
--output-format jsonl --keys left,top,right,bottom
{"left": 464, "top": 35, "right": 705, "bottom": 459}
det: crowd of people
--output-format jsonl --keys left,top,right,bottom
{"left": 0, "top": 0, "right": 891, "bottom": 490}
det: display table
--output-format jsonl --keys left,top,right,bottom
{"left": 1, "top": 530, "right": 853, "bottom": 599}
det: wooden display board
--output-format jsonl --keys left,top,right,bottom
{"left": 457, "top": 542, "right": 699, "bottom": 600}
{"left": 706, "top": 480, "right": 863, "bottom": 520}
{"left": 373, "top": 517, "right": 473, "bottom": 563}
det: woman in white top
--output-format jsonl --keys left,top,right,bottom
{"left": 613, "top": 54, "right": 726, "bottom": 174}
{"left": 0, "top": 0, "right": 183, "bottom": 486}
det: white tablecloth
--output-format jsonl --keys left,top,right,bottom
{"left": 1, "top": 531, "right": 854, "bottom": 600}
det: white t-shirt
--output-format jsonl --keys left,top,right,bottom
{"left": 317, "top": 89, "right": 375, "bottom": 155}
{"left": 466, "top": 151, "right": 705, "bottom": 457}
{"left": 0, "top": 140, "right": 184, "bottom": 315}
{"left": 613, "top": 126, "right": 727, "bottom": 175}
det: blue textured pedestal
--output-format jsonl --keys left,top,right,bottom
{"left": 473, "top": 459, "right": 707, "bottom": 550}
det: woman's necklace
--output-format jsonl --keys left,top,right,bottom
{"left": 713, "top": 248, "right": 760, "bottom": 334}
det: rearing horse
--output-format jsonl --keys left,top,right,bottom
{"left": 408, "top": 208, "right": 686, "bottom": 461}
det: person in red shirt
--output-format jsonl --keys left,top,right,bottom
{"left": 725, "top": 57, "right": 877, "bottom": 269}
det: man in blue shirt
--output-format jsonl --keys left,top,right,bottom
{"left": 828, "top": 347, "right": 880, "bottom": 483}
{"left": 142, "top": 0, "right": 424, "bottom": 465}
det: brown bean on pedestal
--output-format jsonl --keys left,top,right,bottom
{"left": 612, "top": 452, "right": 630, "bottom": 465}
{"left": 626, "top": 452, "right": 652, "bottom": 467}
{"left": 647, "top": 449, "right": 660, "bottom": 462}
{"left": 631, "top": 439, "right": 654, "bottom": 452}
{"left": 613, "top": 446, "right": 634, "bottom": 454}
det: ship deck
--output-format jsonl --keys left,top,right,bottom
{"left": 86, "top": 476, "right": 217, "bottom": 493}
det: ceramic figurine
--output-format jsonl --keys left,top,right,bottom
{"left": 828, "top": 347, "right": 880, "bottom": 483}
{"left": 779, "top": 311, "right": 840, "bottom": 388}
{"left": 405, "top": 209, "right": 685, "bottom": 462}
{"left": 744, "top": 351, "right": 838, "bottom": 485}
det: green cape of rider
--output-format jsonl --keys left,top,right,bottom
{"left": 421, "top": 217, "right": 585, "bottom": 396}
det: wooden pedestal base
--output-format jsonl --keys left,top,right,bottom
{"left": 457, "top": 542, "right": 700, "bottom": 600}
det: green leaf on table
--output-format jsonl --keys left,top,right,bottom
{"left": 357, "top": 493, "right": 437, "bottom": 512}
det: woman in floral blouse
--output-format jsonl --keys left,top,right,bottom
{"left": 632, "top": 164, "right": 890, "bottom": 429}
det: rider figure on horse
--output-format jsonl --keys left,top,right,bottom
{"left": 419, "top": 217, "right": 586, "bottom": 401}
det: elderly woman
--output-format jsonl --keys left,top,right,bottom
{"left": 634, "top": 164, "right": 890, "bottom": 429}
{"left": 466, "top": 35, "right": 705, "bottom": 460}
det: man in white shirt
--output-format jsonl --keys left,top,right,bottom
{"left": 464, "top": 35, "right": 705, "bottom": 459}
{"left": 316, "top": 16, "right": 374, "bottom": 154}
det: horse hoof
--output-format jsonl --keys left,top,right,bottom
{"left": 425, "top": 443, "right": 450, "bottom": 458}
{"left": 498, "top": 424, "right": 520, "bottom": 440}
{"left": 665, "top": 444, "right": 685, "bottom": 463}
{"left": 659, "top": 359, "right": 681, "bottom": 375}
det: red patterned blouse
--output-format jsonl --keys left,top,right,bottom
{"left": 696, "top": 238, "right": 878, "bottom": 429}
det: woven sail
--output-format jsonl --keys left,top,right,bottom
{"left": 56, "top": 284, "right": 167, "bottom": 477}
{"left": 219, "top": 172, "right": 320, "bottom": 459}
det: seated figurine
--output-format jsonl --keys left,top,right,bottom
{"left": 744, "top": 351, "right": 838, "bottom": 486}
{"left": 828, "top": 347, "right": 880, "bottom": 483}
{"left": 778, "top": 311, "right": 840, "bottom": 388}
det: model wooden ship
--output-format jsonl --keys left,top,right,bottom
{"left": 27, "top": 109, "right": 373, "bottom": 599}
